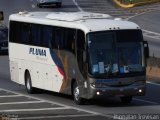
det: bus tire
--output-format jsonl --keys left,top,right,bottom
{"left": 73, "top": 82, "right": 84, "bottom": 105}
{"left": 120, "top": 96, "right": 132, "bottom": 103}
{"left": 25, "top": 71, "right": 35, "bottom": 94}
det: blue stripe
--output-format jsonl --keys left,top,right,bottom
{"left": 96, "top": 79, "right": 118, "bottom": 83}
{"left": 49, "top": 49, "right": 65, "bottom": 77}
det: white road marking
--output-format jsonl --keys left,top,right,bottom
{"left": 143, "top": 29, "right": 160, "bottom": 36}
{"left": 144, "top": 34, "right": 160, "bottom": 40}
{"left": 147, "top": 81, "right": 160, "bottom": 86}
{"left": 127, "top": 10, "right": 160, "bottom": 40}
{"left": 0, "top": 101, "right": 44, "bottom": 105}
{"left": 19, "top": 114, "right": 97, "bottom": 120}
{"left": 0, "top": 88, "right": 100, "bottom": 115}
{"left": 72, "top": 0, "right": 84, "bottom": 12}
{"left": 0, "top": 88, "right": 113, "bottom": 118}
{"left": 0, "top": 107, "right": 69, "bottom": 113}
{"left": 0, "top": 95, "right": 22, "bottom": 98}
{"left": 143, "top": 29, "right": 160, "bottom": 40}
{"left": 133, "top": 98, "right": 158, "bottom": 105}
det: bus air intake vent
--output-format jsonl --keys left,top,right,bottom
{"left": 46, "top": 12, "right": 113, "bottom": 22}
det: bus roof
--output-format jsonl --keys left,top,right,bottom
{"left": 9, "top": 11, "right": 140, "bottom": 33}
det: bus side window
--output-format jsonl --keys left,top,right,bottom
{"left": 51, "top": 27, "right": 76, "bottom": 53}
{"left": 21, "top": 23, "right": 31, "bottom": 44}
{"left": 52, "top": 27, "right": 64, "bottom": 49}
{"left": 41, "top": 25, "right": 53, "bottom": 47}
{"left": 31, "top": 24, "right": 41, "bottom": 46}
{"left": 51, "top": 28, "right": 56, "bottom": 49}
{"left": 10, "top": 21, "right": 21, "bottom": 43}
{"left": 65, "top": 28, "right": 75, "bottom": 53}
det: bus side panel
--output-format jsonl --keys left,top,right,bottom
{"left": 9, "top": 43, "right": 64, "bottom": 92}
{"left": 52, "top": 49, "right": 88, "bottom": 97}
{"left": 10, "top": 60, "right": 19, "bottom": 84}
{"left": 53, "top": 50, "right": 77, "bottom": 95}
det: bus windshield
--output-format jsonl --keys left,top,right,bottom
{"left": 87, "top": 30, "right": 144, "bottom": 77}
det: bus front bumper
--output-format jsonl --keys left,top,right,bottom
{"left": 87, "top": 84, "right": 146, "bottom": 99}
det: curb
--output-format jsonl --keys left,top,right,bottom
{"left": 113, "top": 0, "right": 134, "bottom": 8}
{"left": 113, "top": 0, "right": 160, "bottom": 8}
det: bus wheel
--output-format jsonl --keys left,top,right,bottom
{"left": 73, "top": 82, "right": 84, "bottom": 105}
{"left": 120, "top": 96, "right": 132, "bottom": 103}
{"left": 25, "top": 72, "right": 34, "bottom": 94}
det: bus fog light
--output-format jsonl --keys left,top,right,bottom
{"left": 139, "top": 89, "right": 142, "bottom": 93}
{"left": 96, "top": 91, "right": 100, "bottom": 95}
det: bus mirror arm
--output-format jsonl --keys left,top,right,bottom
{"left": 143, "top": 41, "right": 149, "bottom": 59}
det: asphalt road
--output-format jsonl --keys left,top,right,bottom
{"left": 0, "top": 0, "right": 160, "bottom": 120}
{"left": 130, "top": 10, "right": 160, "bottom": 58}
{"left": 130, "top": 10, "right": 160, "bottom": 33}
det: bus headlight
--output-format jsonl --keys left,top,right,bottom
{"left": 96, "top": 91, "right": 101, "bottom": 95}
{"left": 90, "top": 83, "right": 104, "bottom": 88}
{"left": 139, "top": 89, "right": 142, "bottom": 93}
{"left": 90, "top": 83, "right": 96, "bottom": 88}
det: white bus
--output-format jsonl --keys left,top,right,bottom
{"left": 9, "top": 11, "right": 149, "bottom": 104}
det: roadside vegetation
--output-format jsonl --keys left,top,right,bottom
{"left": 117, "top": 0, "right": 160, "bottom": 4}
{"left": 114, "top": 0, "right": 160, "bottom": 8}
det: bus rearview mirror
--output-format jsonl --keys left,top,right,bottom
{"left": 143, "top": 41, "right": 149, "bottom": 58}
